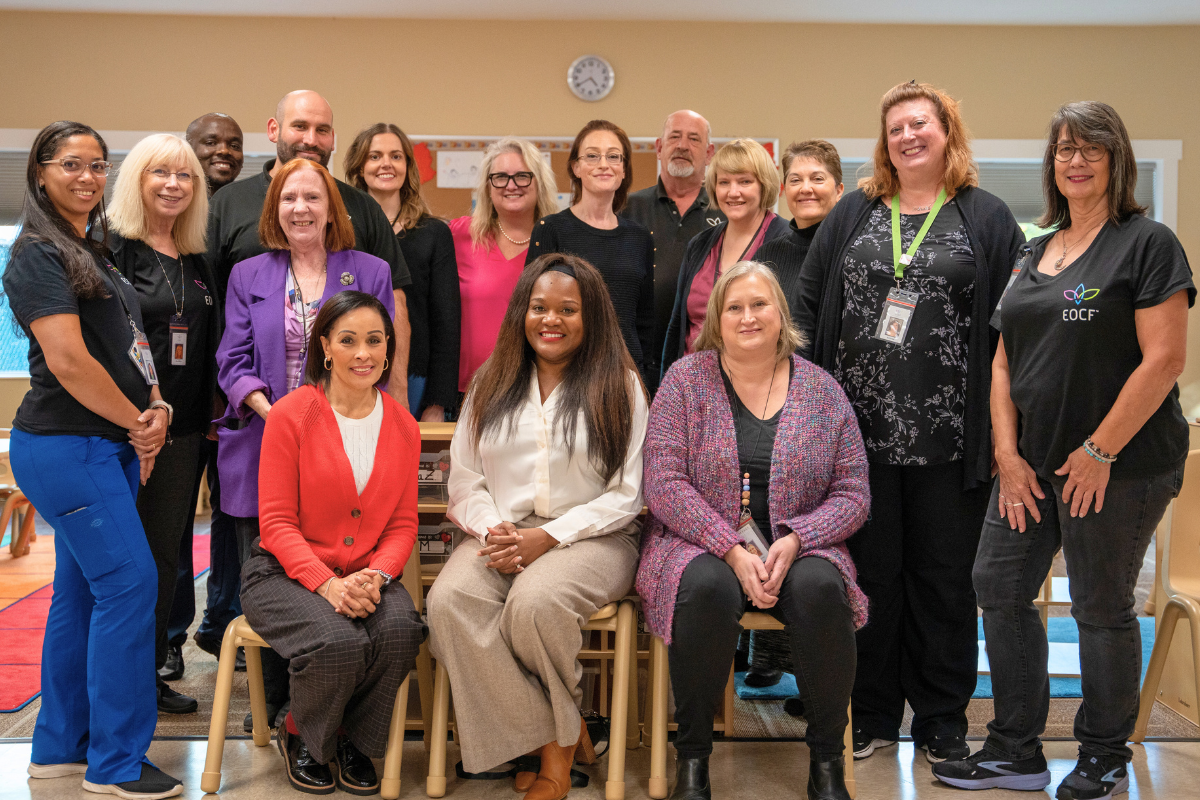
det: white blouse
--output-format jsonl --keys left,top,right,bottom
{"left": 332, "top": 390, "right": 383, "bottom": 495}
{"left": 447, "top": 370, "right": 647, "bottom": 547}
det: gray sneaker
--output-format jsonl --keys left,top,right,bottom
{"left": 1054, "top": 753, "right": 1129, "bottom": 800}
{"left": 931, "top": 745, "right": 1052, "bottom": 791}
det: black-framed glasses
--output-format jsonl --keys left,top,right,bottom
{"left": 580, "top": 152, "right": 624, "bottom": 167}
{"left": 488, "top": 171, "right": 534, "bottom": 189}
{"left": 41, "top": 158, "right": 112, "bottom": 176}
{"left": 145, "top": 168, "right": 194, "bottom": 183}
{"left": 1053, "top": 143, "right": 1106, "bottom": 163}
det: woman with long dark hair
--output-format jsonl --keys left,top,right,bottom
{"left": 425, "top": 253, "right": 648, "bottom": 800}
{"left": 4, "top": 121, "right": 179, "bottom": 798}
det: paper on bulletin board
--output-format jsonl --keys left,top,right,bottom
{"left": 437, "top": 151, "right": 483, "bottom": 189}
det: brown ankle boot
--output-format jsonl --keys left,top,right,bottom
{"left": 574, "top": 717, "right": 597, "bottom": 765}
{"left": 513, "top": 751, "right": 539, "bottom": 793}
{"left": 523, "top": 738, "right": 575, "bottom": 800}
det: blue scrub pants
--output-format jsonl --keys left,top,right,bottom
{"left": 10, "top": 430, "right": 157, "bottom": 785}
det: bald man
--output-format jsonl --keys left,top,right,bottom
{"left": 185, "top": 113, "right": 244, "bottom": 195}
{"left": 620, "top": 110, "right": 723, "bottom": 388}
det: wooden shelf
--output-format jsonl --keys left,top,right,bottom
{"left": 417, "top": 422, "right": 456, "bottom": 441}
{"left": 418, "top": 502, "right": 448, "bottom": 514}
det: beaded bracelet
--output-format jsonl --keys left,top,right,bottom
{"left": 1083, "top": 438, "right": 1117, "bottom": 464}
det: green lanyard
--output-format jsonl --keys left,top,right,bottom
{"left": 891, "top": 187, "right": 947, "bottom": 280}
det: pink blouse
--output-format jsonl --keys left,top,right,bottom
{"left": 451, "top": 216, "right": 527, "bottom": 392}
{"left": 684, "top": 211, "right": 777, "bottom": 353}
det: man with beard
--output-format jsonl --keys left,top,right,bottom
{"left": 620, "top": 110, "right": 722, "bottom": 389}
{"left": 186, "top": 113, "right": 245, "bottom": 195}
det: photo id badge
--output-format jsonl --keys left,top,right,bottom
{"left": 128, "top": 326, "right": 159, "bottom": 386}
{"left": 736, "top": 513, "right": 771, "bottom": 563}
{"left": 169, "top": 315, "right": 187, "bottom": 366}
{"left": 873, "top": 288, "right": 920, "bottom": 346}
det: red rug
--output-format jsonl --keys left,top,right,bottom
{"left": 0, "top": 533, "right": 211, "bottom": 713}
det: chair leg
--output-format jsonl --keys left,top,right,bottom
{"left": 606, "top": 602, "right": 633, "bottom": 800}
{"left": 243, "top": 644, "right": 271, "bottom": 747}
{"left": 417, "top": 641, "right": 435, "bottom": 752}
{"left": 626, "top": 614, "right": 641, "bottom": 751}
{"left": 381, "top": 673, "right": 411, "bottom": 800}
{"left": 200, "top": 617, "right": 244, "bottom": 793}
{"left": 648, "top": 637, "right": 669, "bottom": 800}
{"left": 722, "top": 664, "right": 736, "bottom": 736}
{"left": 1133, "top": 601, "right": 1183, "bottom": 743}
{"left": 844, "top": 701, "right": 855, "bottom": 799}
{"left": 426, "top": 661, "right": 450, "bottom": 797}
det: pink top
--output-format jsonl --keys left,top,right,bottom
{"left": 684, "top": 211, "right": 777, "bottom": 353}
{"left": 451, "top": 216, "right": 527, "bottom": 391}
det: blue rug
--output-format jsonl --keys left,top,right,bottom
{"left": 734, "top": 617, "right": 1156, "bottom": 701}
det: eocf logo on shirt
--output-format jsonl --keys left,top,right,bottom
{"left": 1062, "top": 284, "right": 1100, "bottom": 321}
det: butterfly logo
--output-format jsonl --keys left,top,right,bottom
{"left": 1063, "top": 284, "right": 1099, "bottom": 305}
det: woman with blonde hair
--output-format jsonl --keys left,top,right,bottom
{"left": 107, "top": 132, "right": 220, "bottom": 717}
{"left": 449, "top": 137, "right": 558, "bottom": 404}
{"left": 795, "top": 80, "right": 1025, "bottom": 763}
{"left": 661, "top": 138, "right": 791, "bottom": 376}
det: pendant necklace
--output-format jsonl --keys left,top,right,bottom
{"left": 1054, "top": 220, "right": 1105, "bottom": 271}
{"left": 289, "top": 257, "right": 327, "bottom": 359}
{"left": 724, "top": 356, "right": 779, "bottom": 522}
{"left": 498, "top": 220, "right": 531, "bottom": 246}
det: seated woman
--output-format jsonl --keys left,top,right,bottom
{"left": 240, "top": 290, "right": 425, "bottom": 795}
{"left": 637, "top": 261, "right": 870, "bottom": 800}
{"left": 426, "top": 253, "right": 649, "bottom": 800}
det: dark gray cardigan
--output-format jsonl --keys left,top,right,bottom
{"left": 792, "top": 186, "right": 1025, "bottom": 490}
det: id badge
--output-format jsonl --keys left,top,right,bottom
{"left": 169, "top": 315, "right": 187, "bottom": 366}
{"left": 128, "top": 331, "right": 159, "bottom": 386}
{"left": 736, "top": 513, "right": 771, "bottom": 563}
{"left": 873, "top": 288, "right": 919, "bottom": 346}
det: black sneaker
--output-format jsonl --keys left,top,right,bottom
{"left": 1055, "top": 753, "right": 1129, "bottom": 799}
{"left": 851, "top": 729, "right": 897, "bottom": 760}
{"left": 157, "top": 644, "right": 184, "bottom": 682}
{"left": 932, "top": 745, "right": 1052, "bottom": 791}
{"left": 156, "top": 682, "right": 198, "bottom": 715}
{"left": 921, "top": 734, "right": 971, "bottom": 763}
{"left": 82, "top": 763, "right": 183, "bottom": 799}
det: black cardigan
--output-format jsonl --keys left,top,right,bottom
{"left": 793, "top": 186, "right": 1025, "bottom": 490}
{"left": 754, "top": 218, "right": 821, "bottom": 318}
{"left": 397, "top": 216, "right": 461, "bottom": 410}
{"left": 661, "top": 214, "right": 792, "bottom": 374}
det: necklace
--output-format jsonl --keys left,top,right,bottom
{"left": 288, "top": 257, "right": 327, "bottom": 358}
{"left": 151, "top": 248, "right": 185, "bottom": 318}
{"left": 497, "top": 219, "right": 531, "bottom": 246}
{"left": 390, "top": 207, "right": 404, "bottom": 231}
{"left": 1053, "top": 220, "right": 1105, "bottom": 271}
{"left": 723, "top": 356, "right": 780, "bottom": 521}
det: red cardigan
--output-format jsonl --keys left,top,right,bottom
{"left": 257, "top": 384, "right": 420, "bottom": 591}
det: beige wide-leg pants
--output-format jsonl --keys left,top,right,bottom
{"left": 425, "top": 515, "right": 640, "bottom": 774}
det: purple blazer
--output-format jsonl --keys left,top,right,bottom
{"left": 636, "top": 350, "right": 871, "bottom": 644}
{"left": 216, "top": 248, "right": 395, "bottom": 518}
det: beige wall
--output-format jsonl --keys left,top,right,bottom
{"left": 2, "top": 11, "right": 1199, "bottom": 402}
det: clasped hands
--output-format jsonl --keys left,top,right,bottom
{"left": 723, "top": 532, "right": 801, "bottom": 609}
{"left": 478, "top": 521, "right": 559, "bottom": 574}
{"left": 129, "top": 406, "right": 169, "bottom": 484}
{"left": 318, "top": 569, "right": 387, "bottom": 618}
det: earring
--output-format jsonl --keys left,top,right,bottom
{"left": 383, "top": 358, "right": 389, "bottom": 371}
{"left": 324, "top": 356, "right": 332, "bottom": 369}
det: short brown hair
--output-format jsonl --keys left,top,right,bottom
{"left": 704, "top": 139, "right": 780, "bottom": 211}
{"left": 343, "top": 123, "right": 431, "bottom": 232}
{"left": 781, "top": 139, "right": 843, "bottom": 187}
{"left": 1037, "top": 101, "right": 1146, "bottom": 230}
{"left": 259, "top": 158, "right": 355, "bottom": 252}
{"left": 692, "top": 261, "right": 806, "bottom": 359}
{"left": 860, "top": 81, "right": 978, "bottom": 200}
{"left": 567, "top": 120, "right": 633, "bottom": 213}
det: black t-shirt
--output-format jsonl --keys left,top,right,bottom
{"left": 207, "top": 158, "right": 411, "bottom": 300}
{"left": 995, "top": 214, "right": 1195, "bottom": 479}
{"left": 3, "top": 240, "right": 152, "bottom": 440}
{"left": 721, "top": 360, "right": 794, "bottom": 537}
{"left": 834, "top": 200, "right": 976, "bottom": 465}
{"left": 111, "top": 235, "right": 215, "bottom": 436}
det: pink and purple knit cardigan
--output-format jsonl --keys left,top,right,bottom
{"left": 636, "top": 350, "right": 870, "bottom": 644}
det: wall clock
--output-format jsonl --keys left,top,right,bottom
{"left": 567, "top": 55, "right": 615, "bottom": 102}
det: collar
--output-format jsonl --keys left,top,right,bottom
{"left": 655, "top": 178, "right": 711, "bottom": 213}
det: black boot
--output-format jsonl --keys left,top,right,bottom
{"left": 807, "top": 756, "right": 851, "bottom": 800}
{"left": 743, "top": 668, "right": 783, "bottom": 688}
{"left": 669, "top": 756, "right": 710, "bottom": 800}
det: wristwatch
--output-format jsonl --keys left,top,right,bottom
{"left": 376, "top": 570, "right": 395, "bottom": 588}
{"left": 149, "top": 399, "right": 174, "bottom": 426}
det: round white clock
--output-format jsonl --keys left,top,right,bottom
{"left": 567, "top": 55, "right": 615, "bottom": 102}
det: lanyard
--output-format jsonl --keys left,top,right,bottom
{"left": 891, "top": 188, "right": 947, "bottom": 280}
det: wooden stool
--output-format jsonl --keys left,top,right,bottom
{"left": 426, "top": 599, "right": 639, "bottom": 800}
{"left": 0, "top": 429, "right": 37, "bottom": 558}
{"left": 1133, "top": 449, "right": 1200, "bottom": 742}
{"left": 646, "top": 611, "right": 855, "bottom": 799}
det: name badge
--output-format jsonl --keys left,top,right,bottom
{"left": 169, "top": 315, "right": 188, "bottom": 366}
{"left": 874, "top": 288, "right": 920, "bottom": 346}
{"left": 128, "top": 326, "right": 159, "bottom": 386}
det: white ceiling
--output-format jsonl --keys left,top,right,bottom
{"left": 2, "top": 0, "right": 1199, "bottom": 25}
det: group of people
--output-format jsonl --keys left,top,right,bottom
{"left": 3, "top": 78, "right": 1192, "bottom": 800}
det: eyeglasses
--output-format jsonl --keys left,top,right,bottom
{"left": 1053, "top": 143, "right": 1106, "bottom": 163}
{"left": 145, "top": 168, "right": 194, "bottom": 183}
{"left": 579, "top": 153, "right": 624, "bottom": 167}
{"left": 488, "top": 171, "right": 535, "bottom": 189}
{"left": 40, "top": 158, "right": 112, "bottom": 176}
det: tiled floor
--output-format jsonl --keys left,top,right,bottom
{"left": 1, "top": 738, "right": 1199, "bottom": 799}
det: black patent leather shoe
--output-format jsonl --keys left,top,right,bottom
{"left": 807, "top": 756, "right": 851, "bottom": 800}
{"left": 158, "top": 643, "right": 184, "bottom": 682}
{"left": 668, "top": 756, "right": 711, "bottom": 800}
{"left": 156, "top": 680, "right": 198, "bottom": 714}
{"left": 334, "top": 735, "right": 379, "bottom": 796}
{"left": 278, "top": 727, "right": 335, "bottom": 795}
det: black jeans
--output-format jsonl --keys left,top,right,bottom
{"left": 136, "top": 432, "right": 204, "bottom": 675}
{"left": 847, "top": 460, "right": 989, "bottom": 745}
{"left": 975, "top": 468, "right": 1182, "bottom": 761}
{"left": 234, "top": 515, "right": 290, "bottom": 708}
{"left": 669, "top": 553, "right": 855, "bottom": 759}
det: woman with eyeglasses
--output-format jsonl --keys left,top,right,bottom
{"left": 106, "top": 133, "right": 221, "bottom": 719}
{"left": 450, "top": 137, "right": 559, "bottom": 405}
{"left": 526, "top": 120, "right": 656, "bottom": 381}
{"left": 344, "top": 123, "right": 461, "bottom": 421}
{"left": 4, "top": 121, "right": 179, "bottom": 798}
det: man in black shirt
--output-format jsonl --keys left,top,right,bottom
{"left": 207, "top": 90, "right": 412, "bottom": 402}
{"left": 621, "top": 110, "right": 723, "bottom": 385}
{"left": 186, "top": 113, "right": 244, "bottom": 196}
